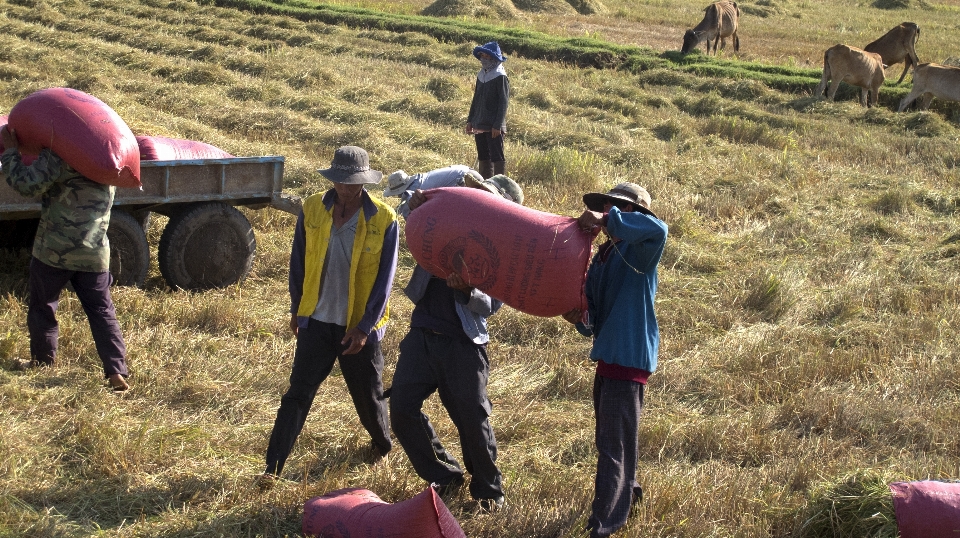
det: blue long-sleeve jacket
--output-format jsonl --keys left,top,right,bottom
{"left": 577, "top": 207, "right": 668, "bottom": 372}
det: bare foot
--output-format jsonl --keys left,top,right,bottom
{"left": 108, "top": 374, "right": 129, "bottom": 392}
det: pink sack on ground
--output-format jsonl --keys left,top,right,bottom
{"left": 302, "top": 487, "right": 465, "bottom": 538}
{"left": 890, "top": 481, "right": 960, "bottom": 538}
{"left": 136, "top": 135, "right": 234, "bottom": 161}
{"left": 404, "top": 187, "right": 593, "bottom": 317}
{"left": 1, "top": 114, "right": 36, "bottom": 166}
{"left": 8, "top": 88, "right": 140, "bottom": 188}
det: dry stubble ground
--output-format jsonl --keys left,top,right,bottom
{"left": 0, "top": 0, "right": 958, "bottom": 536}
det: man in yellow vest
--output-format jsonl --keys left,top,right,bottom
{"left": 261, "top": 146, "right": 398, "bottom": 488}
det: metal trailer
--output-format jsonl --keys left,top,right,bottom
{"left": 0, "top": 156, "right": 301, "bottom": 290}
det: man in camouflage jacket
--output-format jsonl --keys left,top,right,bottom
{"left": 1, "top": 126, "right": 130, "bottom": 391}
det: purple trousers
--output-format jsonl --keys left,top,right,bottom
{"left": 28, "top": 257, "right": 129, "bottom": 378}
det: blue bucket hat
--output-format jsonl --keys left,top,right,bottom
{"left": 473, "top": 41, "right": 507, "bottom": 62}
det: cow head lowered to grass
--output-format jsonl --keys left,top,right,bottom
{"left": 681, "top": 1, "right": 740, "bottom": 54}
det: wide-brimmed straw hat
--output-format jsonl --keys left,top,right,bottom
{"left": 583, "top": 182, "right": 656, "bottom": 217}
{"left": 383, "top": 170, "right": 417, "bottom": 197}
{"left": 317, "top": 146, "right": 383, "bottom": 185}
{"left": 473, "top": 41, "right": 507, "bottom": 62}
{"left": 465, "top": 174, "right": 524, "bottom": 205}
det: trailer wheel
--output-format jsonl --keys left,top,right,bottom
{"left": 158, "top": 202, "right": 256, "bottom": 291}
{"left": 108, "top": 210, "right": 150, "bottom": 287}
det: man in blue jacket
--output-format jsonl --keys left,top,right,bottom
{"left": 563, "top": 182, "right": 668, "bottom": 538}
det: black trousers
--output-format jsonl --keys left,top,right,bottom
{"left": 390, "top": 327, "right": 503, "bottom": 500}
{"left": 264, "top": 319, "right": 391, "bottom": 475}
{"left": 474, "top": 132, "right": 506, "bottom": 163}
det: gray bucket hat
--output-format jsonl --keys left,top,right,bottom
{"left": 465, "top": 174, "right": 524, "bottom": 205}
{"left": 383, "top": 170, "right": 416, "bottom": 197}
{"left": 317, "top": 146, "right": 383, "bottom": 185}
{"left": 583, "top": 182, "right": 656, "bottom": 217}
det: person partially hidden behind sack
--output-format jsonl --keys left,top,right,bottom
{"left": 1, "top": 125, "right": 130, "bottom": 391}
{"left": 382, "top": 165, "right": 483, "bottom": 219}
{"left": 389, "top": 174, "right": 522, "bottom": 512}
{"left": 563, "top": 182, "right": 668, "bottom": 538}
{"left": 260, "top": 146, "right": 398, "bottom": 489}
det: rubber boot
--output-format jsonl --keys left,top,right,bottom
{"left": 492, "top": 161, "right": 506, "bottom": 177}
{"left": 478, "top": 160, "right": 493, "bottom": 179}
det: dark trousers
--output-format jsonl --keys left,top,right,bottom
{"left": 390, "top": 328, "right": 503, "bottom": 500}
{"left": 27, "top": 257, "right": 128, "bottom": 377}
{"left": 588, "top": 375, "right": 645, "bottom": 538}
{"left": 264, "top": 318, "right": 391, "bottom": 475}
{"left": 474, "top": 132, "right": 506, "bottom": 163}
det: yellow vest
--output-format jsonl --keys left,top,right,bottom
{"left": 296, "top": 191, "right": 396, "bottom": 332}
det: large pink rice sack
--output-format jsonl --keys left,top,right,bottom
{"left": 136, "top": 136, "right": 234, "bottom": 161}
{"left": 8, "top": 88, "right": 140, "bottom": 188}
{"left": 405, "top": 187, "right": 592, "bottom": 317}
{"left": 890, "top": 481, "right": 960, "bottom": 538}
{"left": 302, "top": 487, "right": 465, "bottom": 538}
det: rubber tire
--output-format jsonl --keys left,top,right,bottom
{"left": 107, "top": 210, "right": 150, "bottom": 287}
{"left": 158, "top": 202, "right": 256, "bottom": 291}
{"left": 132, "top": 209, "right": 151, "bottom": 231}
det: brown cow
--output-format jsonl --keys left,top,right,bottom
{"left": 864, "top": 22, "right": 921, "bottom": 85}
{"left": 898, "top": 63, "right": 960, "bottom": 111}
{"left": 814, "top": 44, "right": 885, "bottom": 108}
{"left": 681, "top": 1, "right": 740, "bottom": 55}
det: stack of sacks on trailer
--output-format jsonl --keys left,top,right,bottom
{"left": 7, "top": 87, "right": 141, "bottom": 188}
{"left": 404, "top": 186, "right": 594, "bottom": 318}
{"left": 302, "top": 487, "right": 466, "bottom": 538}
{"left": 136, "top": 136, "right": 234, "bottom": 161}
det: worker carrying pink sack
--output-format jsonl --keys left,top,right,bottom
{"left": 466, "top": 41, "right": 510, "bottom": 180}
{"left": 562, "top": 182, "right": 668, "bottom": 538}
{"left": 1, "top": 126, "right": 131, "bottom": 391}
{"left": 382, "top": 165, "right": 483, "bottom": 218}
{"left": 389, "top": 174, "right": 523, "bottom": 513}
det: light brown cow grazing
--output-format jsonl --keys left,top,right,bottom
{"left": 681, "top": 1, "right": 740, "bottom": 55}
{"left": 814, "top": 44, "right": 885, "bottom": 108}
{"left": 898, "top": 63, "right": 960, "bottom": 111}
{"left": 864, "top": 22, "right": 921, "bottom": 85}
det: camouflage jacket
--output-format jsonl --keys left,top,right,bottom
{"left": 2, "top": 148, "right": 114, "bottom": 272}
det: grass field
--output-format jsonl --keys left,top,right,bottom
{"left": 1, "top": 0, "right": 959, "bottom": 536}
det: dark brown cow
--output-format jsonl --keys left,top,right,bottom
{"left": 864, "top": 22, "right": 921, "bottom": 85}
{"left": 898, "top": 63, "right": 960, "bottom": 112}
{"left": 814, "top": 44, "right": 885, "bottom": 108}
{"left": 681, "top": 1, "right": 740, "bottom": 55}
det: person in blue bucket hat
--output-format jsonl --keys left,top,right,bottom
{"left": 466, "top": 41, "right": 510, "bottom": 180}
